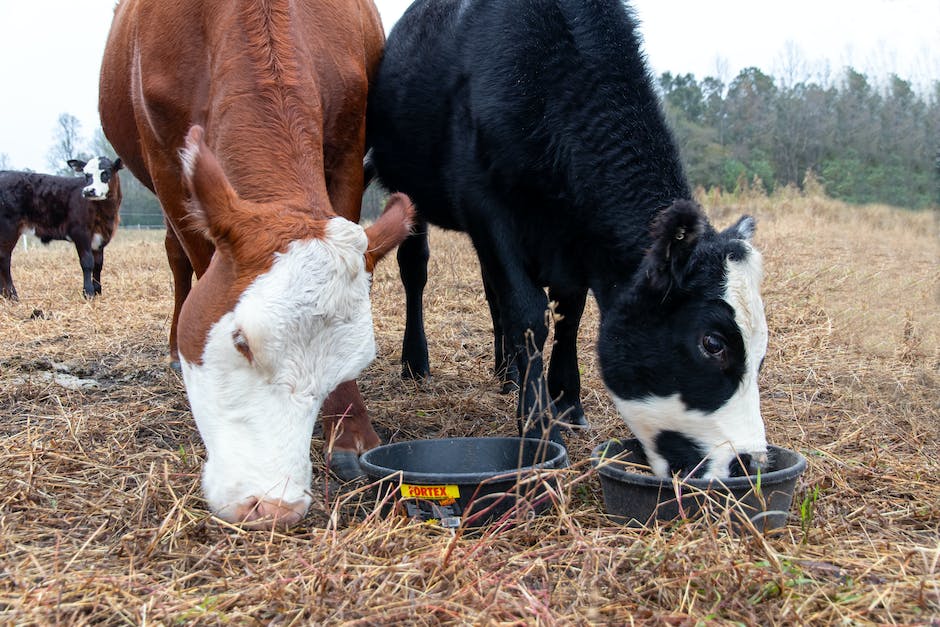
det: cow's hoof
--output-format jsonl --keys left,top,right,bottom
{"left": 169, "top": 360, "right": 182, "bottom": 372}
{"left": 568, "top": 414, "right": 590, "bottom": 428}
{"left": 522, "top": 415, "right": 586, "bottom": 444}
{"left": 557, "top": 406, "right": 590, "bottom": 429}
{"left": 400, "top": 364, "right": 430, "bottom": 380}
{"left": 329, "top": 450, "right": 366, "bottom": 481}
{"left": 522, "top": 423, "right": 569, "bottom": 450}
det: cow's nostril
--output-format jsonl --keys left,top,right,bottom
{"left": 228, "top": 497, "right": 307, "bottom": 530}
{"left": 750, "top": 451, "right": 769, "bottom": 474}
{"left": 730, "top": 451, "right": 769, "bottom": 477}
{"left": 729, "top": 453, "right": 752, "bottom": 477}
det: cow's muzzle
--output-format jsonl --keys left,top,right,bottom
{"left": 729, "top": 450, "right": 769, "bottom": 477}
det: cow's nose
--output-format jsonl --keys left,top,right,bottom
{"left": 733, "top": 450, "right": 769, "bottom": 477}
{"left": 226, "top": 496, "right": 308, "bottom": 529}
{"left": 728, "top": 450, "right": 769, "bottom": 478}
{"left": 751, "top": 450, "right": 769, "bottom": 473}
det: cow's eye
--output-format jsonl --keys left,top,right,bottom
{"left": 233, "top": 329, "right": 253, "bottom": 364}
{"left": 84, "top": 174, "right": 92, "bottom": 182}
{"left": 701, "top": 332, "right": 726, "bottom": 357}
{"left": 101, "top": 172, "right": 110, "bottom": 183}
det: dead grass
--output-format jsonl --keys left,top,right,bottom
{"left": 1, "top": 190, "right": 938, "bottom": 625}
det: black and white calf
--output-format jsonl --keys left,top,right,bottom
{"left": 0, "top": 157, "right": 123, "bottom": 299}
{"left": 366, "top": 0, "right": 770, "bottom": 479}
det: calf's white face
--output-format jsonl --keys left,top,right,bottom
{"left": 599, "top": 202, "right": 769, "bottom": 480}
{"left": 180, "top": 219, "right": 376, "bottom": 525}
{"left": 68, "top": 157, "right": 119, "bottom": 200}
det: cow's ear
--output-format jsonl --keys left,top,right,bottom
{"left": 364, "top": 192, "right": 414, "bottom": 272}
{"left": 112, "top": 158, "right": 124, "bottom": 172}
{"left": 179, "top": 125, "right": 241, "bottom": 245}
{"left": 723, "top": 215, "right": 755, "bottom": 241}
{"left": 641, "top": 200, "right": 706, "bottom": 294}
{"left": 67, "top": 159, "right": 87, "bottom": 173}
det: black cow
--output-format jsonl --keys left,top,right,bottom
{"left": 367, "top": 0, "right": 771, "bottom": 479}
{"left": 0, "top": 158, "right": 123, "bottom": 299}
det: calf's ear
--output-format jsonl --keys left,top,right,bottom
{"left": 363, "top": 192, "right": 415, "bottom": 272}
{"left": 640, "top": 200, "right": 707, "bottom": 294}
{"left": 67, "top": 159, "right": 87, "bottom": 173}
{"left": 112, "top": 158, "right": 124, "bottom": 172}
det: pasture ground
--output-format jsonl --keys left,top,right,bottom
{"left": 0, "top": 188, "right": 937, "bottom": 625}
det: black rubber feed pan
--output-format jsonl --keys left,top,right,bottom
{"left": 592, "top": 439, "right": 807, "bottom": 531}
{"left": 360, "top": 437, "right": 568, "bottom": 528}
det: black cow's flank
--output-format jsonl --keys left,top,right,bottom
{"left": 367, "top": 0, "right": 767, "bottom": 477}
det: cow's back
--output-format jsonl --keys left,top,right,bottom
{"left": 369, "top": 0, "right": 689, "bottom": 277}
{"left": 0, "top": 172, "right": 34, "bottom": 220}
{"left": 99, "top": 1, "right": 195, "bottom": 192}
{"left": 102, "top": 0, "right": 384, "bottom": 212}
{"left": 0, "top": 172, "right": 84, "bottom": 229}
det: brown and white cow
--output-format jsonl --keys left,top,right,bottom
{"left": 0, "top": 158, "right": 123, "bottom": 299}
{"left": 99, "top": 0, "right": 412, "bottom": 528}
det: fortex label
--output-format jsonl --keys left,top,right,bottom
{"left": 399, "top": 483, "right": 462, "bottom": 525}
{"left": 400, "top": 484, "right": 460, "bottom": 501}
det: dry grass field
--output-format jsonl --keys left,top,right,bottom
{"left": 1, "top": 188, "right": 937, "bottom": 625}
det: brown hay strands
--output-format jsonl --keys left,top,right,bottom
{"left": 1, "top": 189, "right": 938, "bottom": 624}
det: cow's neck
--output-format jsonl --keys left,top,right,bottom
{"left": 206, "top": 3, "right": 329, "bottom": 208}
{"left": 211, "top": 121, "right": 328, "bottom": 209}
{"left": 539, "top": 115, "right": 691, "bottom": 309}
{"left": 584, "top": 195, "right": 694, "bottom": 313}
{"left": 108, "top": 176, "right": 122, "bottom": 206}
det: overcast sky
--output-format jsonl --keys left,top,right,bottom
{"left": 1, "top": 0, "right": 937, "bottom": 172}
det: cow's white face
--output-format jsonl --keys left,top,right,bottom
{"left": 608, "top": 249, "right": 768, "bottom": 479}
{"left": 599, "top": 205, "right": 769, "bottom": 480}
{"left": 68, "top": 157, "right": 119, "bottom": 200}
{"left": 180, "top": 218, "right": 377, "bottom": 527}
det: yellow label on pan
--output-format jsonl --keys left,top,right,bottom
{"left": 400, "top": 484, "right": 460, "bottom": 500}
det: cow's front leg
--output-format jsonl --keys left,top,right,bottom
{"left": 505, "top": 298, "right": 560, "bottom": 443}
{"left": 165, "top": 226, "right": 193, "bottom": 369}
{"left": 319, "top": 380, "right": 382, "bottom": 480}
{"left": 546, "top": 286, "right": 589, "bottom": 428}
{"left": 398, "top": 220, "right": 431, "bottom": 379}
{"left": 482, "top": 266, "right": 516, "bottom": 393}
{"left": 473, "top": 240, "right": 560, "bottom": 443}
{"left": 92, "top": 248, "right": 105, "bottom": 295}
{"left": 164, "top": 223, "right": 213, "bottom": 370}
{"left": 74, "top": 240, "right": 96, "bottom": 298}
{"left": 144, "top": 149, "right": 213, "bottom": 369}
{"left": 0, "top": 242, "right": 17, "bottom": 300}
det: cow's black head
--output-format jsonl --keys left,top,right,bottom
{"left": 598, "top": 200, "right": 768, "bottom": 479}
{"left": 68, "top": 157, "right": 123, "bottom": 200}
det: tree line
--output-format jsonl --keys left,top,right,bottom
{"left": 8, "top": 64, "right": 938, "bottom": 228}
{"left": 659, "top": 67, "right": 940, "bottom": 209}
